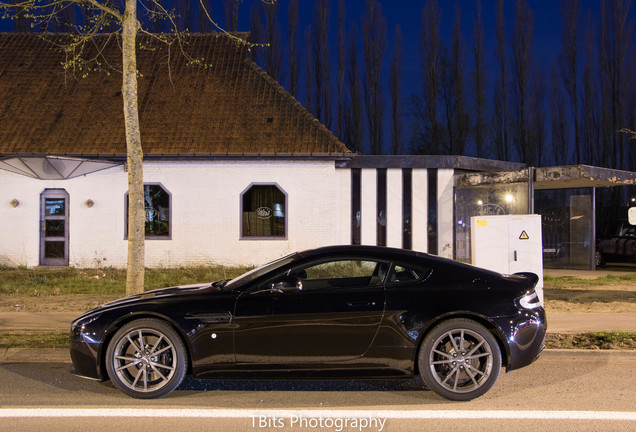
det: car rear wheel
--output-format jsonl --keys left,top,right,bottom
{"left": 595, "top": 250, "right": 606, "bottom": 268}
{"left": 419, "top": 319, "right": 501, "bottom": 401}
{"left": 105, "top": 318, "right": 187, "bottom": 399}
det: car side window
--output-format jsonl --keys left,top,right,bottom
{"left": 254, "top": 259, "right": 389, "bottom": 294}
{"left": 296, "top": 259, "right": 388, "bottom": 291}
{"left": 388, "top": 263, "right": 432, "bottom": 285}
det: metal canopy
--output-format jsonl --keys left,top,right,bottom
{"left": 534, "top": 165, "right": 636, "bottom": 190}
{"left": 455, "top": 165, "right": 636, "bottom": 190}
{"left": 0, "top": 156, "right": 120, "bottom": 180}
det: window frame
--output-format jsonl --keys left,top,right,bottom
{"left": 385, "top": 261, "right": 433, "bottom": 286}
{"left": 240, "top": 182, "right": 288, "bottom": 240}
{"left": 124, "top": 182, "right": 172, "bottom": 240}
{"left": 255, "top": 257, "right": 390, "bottom": 293}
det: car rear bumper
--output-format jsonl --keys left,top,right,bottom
{"left": 496, "top": 308, "right": 547, "bottom": 371}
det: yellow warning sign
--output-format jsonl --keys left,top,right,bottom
{"left": 519, "top": 230, "right": 530, "bottom": 240}
{"left": 476, "top": 220, "right": 488, "bottom": 227}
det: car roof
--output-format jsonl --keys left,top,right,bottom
{"left": 295, "top": 245, "right": 443, "bottom": 264}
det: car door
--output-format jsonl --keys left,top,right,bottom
{"left": 233, "top": 258, "right": 387, "bottom": 365}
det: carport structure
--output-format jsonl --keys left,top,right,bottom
{"left": 454, "top": 165, "right": 636, "bottom": 270}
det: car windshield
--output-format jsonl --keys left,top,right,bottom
{"left": 223, "top": 253, "right": 299, "bottom": 290}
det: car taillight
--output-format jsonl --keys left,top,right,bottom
{"left": 519, "top": 289, "right": 541, "bottom": 309}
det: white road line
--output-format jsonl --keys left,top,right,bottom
{"left": 0, "top": 409, "right": 634, "bottom": 421}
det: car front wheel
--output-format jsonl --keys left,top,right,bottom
{"left": 419, "top": 319, "right": 501, "bottom": 401}
{"left": 105, "top": 318, "right": 187, "bottom": 399}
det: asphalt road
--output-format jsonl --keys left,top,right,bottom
{"left": 0, "top": 350, "right": 634, "bottom": 432}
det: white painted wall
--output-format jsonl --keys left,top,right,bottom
{"left": 0, "top": 161, "right": 460, "bottom": 268}
{"left": 360, "top": 169, "right": 377, "bottom": 246}
{"left": 437, "top": 169, "right": 455, "bottom": 259}
{"left": 386, "top": 169, "right": 403, "bottom": 248}
{"left": 334, "top": 168, "right": 351, "bottom": 245}
{"left": 411, "top": 168, "right": 429, "bottom": 253}
{"left": 0, "top": 160, "right": 342, "bottom": 268}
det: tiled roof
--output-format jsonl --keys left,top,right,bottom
{"left": 0, "top": 33, "right": 350, "bottom": 156}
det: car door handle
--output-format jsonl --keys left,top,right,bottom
{"left": 347, "top": 301, "right": 375, "bottom": 307}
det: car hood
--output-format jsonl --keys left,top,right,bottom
{"left": 107, "top": 283, "right": 215, "bottom": 306}
{"left": 73, "top": 282, "right": 220, "bottom": 322}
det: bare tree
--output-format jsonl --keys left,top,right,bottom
{"left": 581, "top": 11, "right": 601, "bottom": 164}
{"left": 494, "top": 0, "right": 508, "bottom": 160}
{"left": 175, "top": 0, "right": 192, "bottom": 30}
{"left": 550, "top": 64, "right": 569, "bottom": 165}
{"left": 389, "top": 25, "right": 403, "bottom": 155}
{"left": 599, "top": 0, "right": 634, "bottom": 170}
{"left": 287, "top": 0, "right": 299, "bottom": 98}
{"left": 305, "top": 0, "right": 331, "bottom": 127}
{"left": 1, "top": 0, "right": 276, "bottom": 294}
{"left": 511, "top": 0, "right": 534, "bottom": 164}
{"left": 263, "top": 0, "right": 282, "bottom": 82}
{"left": 344, "top": 24, "right": 364, "bottom": 153}
{"left": 362, "top": 0, "right": 387, "bottom": 155}
{"left": 249, "top": 1, "right": 266, "bottom": 66}
{"left": 336, "top": 0, "right": 346, "bottom": 139}
{"left": 419, "top": 0, "right": 442, "bottom": 154}
{"left": 223, "top": 0, "right": 241, "bottom": 32}
{"left": 529, "top": 65, "right": 547, "bottom": 165}
{"left": 560, "top": 0, "right": 581, "bottom": 164}
{"left": 472, "top": 0, "right": 488, "bottom": 158}
{"left": 305, "top": 26, "right": 314, "bottom": 117}
{"left": 198, "top": 1, "right": 213, "bottom": 32}
{"left": 450, "top": 3, "right": 468, "bottom": 155}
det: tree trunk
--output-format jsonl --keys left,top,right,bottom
{"left": 123, "top": 0, "right": 145, "bottom": 295}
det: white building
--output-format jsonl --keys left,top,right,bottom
{"left": 2, "top": 34, "right": 634, "bottom": 270}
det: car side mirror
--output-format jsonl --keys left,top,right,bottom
{"left": 252, "top": 276, "right": 303, "bottom": 295}
{"left": 272, "top": 276, "right": 303, "bottom": 292}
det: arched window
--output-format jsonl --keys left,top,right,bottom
{"left": 241, "top": 184, "right": 286, "bottom": 239}
{"left": 125, "top": 183, "right": 171, "bottom": 239}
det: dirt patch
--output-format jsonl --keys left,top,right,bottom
{"left": 1, "top": 294, "right": 117, "bottom": 313}
{"left": 542, "top": 278, "right": 636, "bottom": 312}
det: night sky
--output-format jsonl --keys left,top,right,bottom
{"left": 2, "top": 1, "right": 629, "bottom": 101}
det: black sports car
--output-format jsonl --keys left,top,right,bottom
{"left": 69, "top": 245, "right": 546, "bottom": 401}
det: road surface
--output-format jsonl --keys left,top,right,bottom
{"left": 0, "top": 350, "right": 634, "bottom": 432}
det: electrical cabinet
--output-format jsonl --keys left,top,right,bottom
{"left": 470, "top": 215, "right": 544, "bottom": 304}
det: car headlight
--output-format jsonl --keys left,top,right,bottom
{"left": 518, "top": 290, "right": 541, "bottom": 310}
{"left": 71, "top": 313, "right": 102, "bottom": 333}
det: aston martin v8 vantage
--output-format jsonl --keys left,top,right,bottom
{"left": 70, "top": 245, "right": 546, "bottom": 401}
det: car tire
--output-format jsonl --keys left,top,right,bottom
{"left": 105, "top": 318, "right": 187, "bottom": 399}
{"left": 418, "top": 319, "right": 501, "bottom": 401}
{"left": 595, "top": 250, "right": 606, "bottom": 268}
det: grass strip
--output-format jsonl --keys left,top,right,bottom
{"left": 0, "top": 265, "right": 250, "bottom": 296}
{"left": 1, "top": 331, "right": 635, "bottom": 350}
{"left": 0, "top": 331, "right": 68, "bottom": 349}
{"left": 545, "top": 332, "right": 636, "bottom": 350}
